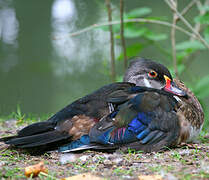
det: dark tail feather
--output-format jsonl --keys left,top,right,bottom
{"left": 0, "top": 136, "right": 19, "bottom": 142}
{"left": 4, "top": 130, "right": 71, "bottom": 148}
{"left": 17, "top": 121, "right": 55, "bottom": 137}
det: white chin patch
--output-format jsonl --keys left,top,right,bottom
{"left": 143, "top": 78, "right": 152, "bottom": 88}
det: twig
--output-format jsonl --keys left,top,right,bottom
{"left": 192, "top": 0, "right": 203, "bottom": 38}
{"left": 170, "top": 0, "right": 179, "bottom": 79}
{"left": 105, "top": 0, "right": 116, "bottom": 82}
{"left": 58, "top": 19, "right": 193, "bottom": 38}
{"left": 164, "top": 0, "right": 209, "bottom": 49}
{"left": 180, "top": 0, "right": 198, "bottom": 18}
{"left": 120, "top": 0, "right": 127, "bottom": 71}
{"left": 191, "top": 0, "right": 209, "bottom": 40}
{"left": 183, "top": 0, "right": 209, "bottom": 67}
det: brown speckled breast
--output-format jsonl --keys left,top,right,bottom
{"left": 174, "top": 79, "right": 204, "bottom": 143}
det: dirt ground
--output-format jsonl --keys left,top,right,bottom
{"left": 0, "top": 119, "right": 209, "bottom": 180}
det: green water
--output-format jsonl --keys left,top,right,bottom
{"left": 0, "top": 0, "right": 208, "bottom": 118}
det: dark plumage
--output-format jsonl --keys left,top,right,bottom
{"left": 88, "top": 87, "right": 180, "bottom": 152}
{"left": 124, "top": 58, "right": 204, "bottom": 144}
{"left": 1, "top": 82, "right": 135, "bottom": 152}
{"left": 0, "top": 57, "right": 203, "bottom": 154}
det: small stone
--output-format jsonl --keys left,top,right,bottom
{"left": 79, "top": 155, "right": 90, "bottom": 162}
{"left": 92, "top": 155, "right": 103, "bottom": 162}
{"left": 122, "top": 175, "right": 132, "bottom": 179}
{"left": 103, "top": 159, "right": 112, "bottom": 165}
{"left": 178, "top": 149, "right": 191, "bottom": 156}
{"left": 103, "top": 153, "right": 113, "bottom": 160}
{"left": 112, "top": 157, "right": 123, "bottom": 164}
{"left": 200, "top": 160, "right": 209, "bottom": 173}
{"left": 0, "top": 161, "right": 6, "bottom": 167}
{"left": 59, "top": 153, "right": 78, "bottom": 164}
{"left": 132, "top": 162, "right": 140, "bottom": 167}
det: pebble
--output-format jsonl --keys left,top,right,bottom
{"left": 0, "top": 161, "right": 6, "bottom": 167}
{"left": 103, "top": 159, "right": 112, "bottom": 165}
{"left": 92, "top": 155, "right": 103, "bottom": 162}
{"left": 200, "top": 160, "right": 209, "bottom": 173}
{"left": 79, "top": 155, "right": 90, "bottom": 162}
{"left": 59, "top": 153, "right": 78, "bottom": 164}
{"left": 103, "top": 153, "right": 114, "bottom": 160}
{"left": 178, "top": 149, "right": 191, "bottom": 156}
{"left": 112, "top": 157, "right": 123, "bottom": 164}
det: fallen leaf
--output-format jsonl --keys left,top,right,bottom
{"left": 24, "top": 161, "right": 48, "bottom": 178}
{"left": 138, "top": 175, "right": 163, "bottom": 180}
{"left": 61, "top": 173, "right": 102, "bottom": 180}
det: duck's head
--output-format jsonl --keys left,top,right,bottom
{"left": 124, "top": 58, "right": 186, "bottom": 96}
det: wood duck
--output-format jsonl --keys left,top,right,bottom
{"left": 0, "top": 58, "right": 203, "bottom": 153}
{"left": 123, "top": 58, "right": 204, "bottom": 144}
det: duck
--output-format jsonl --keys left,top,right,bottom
{"left": 0, "top": 58, "right": 203, "bottom": 153}
{"left": 123, "top": 58, "right": 204, "bottom": 144}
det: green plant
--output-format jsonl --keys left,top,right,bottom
{"left": 12, "top": 105, "right": 25, "bottom": 125}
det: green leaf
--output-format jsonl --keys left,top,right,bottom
{"left": 124, "top": 27, "right": 147, "bottom": 38}
{"left": 178, "top": 64, "right": 185, "bottom": 75}
{"left": 199, "top": 6, "right": 209, "bottom": 12}
{"left": 176, "top": 51, "right": 190, "bottom": 61}
{"left": 117, "top": 43, "right": 144, "bottom": 60}
{"left": 125, "top": 7, "right": 152, "bottom": 19}
{"left": 176, "top": 40, "right": 206, "bottom": 50}
{"left": 204, "top": 26, "right": 209, "bottom": 43}
{"left": 194, "top": 75, "right": 209, "bottom": 93}
{"left": 194, "top": 13, "right": 209, "bottom": 24}
{"left": 196, "top": 88, "right": 209, "bottom": 99}
{"left": 144, "top": 31, "right": 167, "bottom": 41}
{"left": 194, "top": 75, "right": 209, "bottom": 99}
{"left": 116, "top": 75, "right": 123, "bottom": 82}
{"left": 169, "top": 64, "right": 185, "bottom": 77}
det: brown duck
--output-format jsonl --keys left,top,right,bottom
{"left": 0, "top": 58, "right": 204, "bottom": 153}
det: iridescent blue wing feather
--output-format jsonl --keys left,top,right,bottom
{"left": 88, "top": 88, "right": 180, "bottom": 152}
{"left": 59, "top": 87, "right": 180, "bottom": 153}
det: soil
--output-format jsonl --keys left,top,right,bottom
{"left": 0, "top": 119, "right": 208, "bottom": 180}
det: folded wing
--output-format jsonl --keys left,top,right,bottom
{"left": 88, "top": 87, "right": 180, "bottom": 152}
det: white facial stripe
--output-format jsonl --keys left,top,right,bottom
{"left": 143, "top": 78, "right": 152, "bottom": 88}
{"left": 174, "top": 96, "right": 181, "bottom": 102}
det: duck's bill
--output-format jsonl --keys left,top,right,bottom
{"left": 163, "top": 75, "right": 187, "bottom": 96}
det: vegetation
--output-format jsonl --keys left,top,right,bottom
{"left": 0, "top": 117, "right": 208, "bottom": 179}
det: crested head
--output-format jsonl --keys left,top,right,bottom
{"left": 124, "top": 57, "right": 186, "bottom": 96}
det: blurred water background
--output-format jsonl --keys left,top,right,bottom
{"left": 0, "top": 0, "right": 208, "bottom": 125}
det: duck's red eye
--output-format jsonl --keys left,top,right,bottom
{"left": 148, "top": 70, "right": 157, "bottom": 78}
